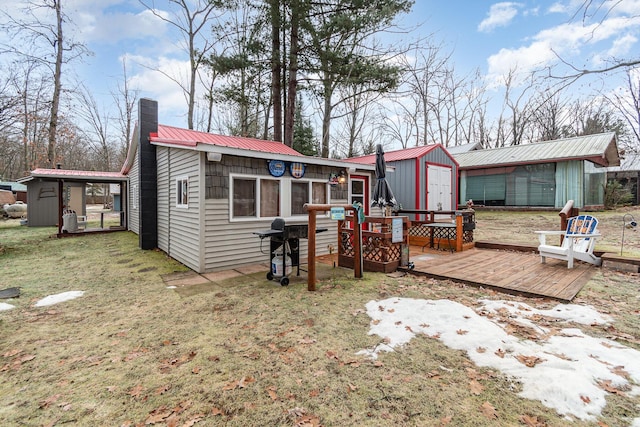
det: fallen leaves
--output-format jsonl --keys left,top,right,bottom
{"left": 159, "top": 351, "right": 197, "bottom": 373}
{"left": 480, "top": 401, "right": 498, "bottom": 420}
{"left": 222, "top": 375, "right": 255, "bottom": 391}
{"left": 469, "top": 379, "right": 484, "bottom": 395}
{"left": 0, "top": 350, "right": 36, "bottom": 372}
{"left": 520, "top": 414, "right": 548, "bottom": 426}
{"left": 516, "top": 354, "right": 545, "bottom": 368}
{"left": 143, "top": 401, "right": 199, "bottom": 426}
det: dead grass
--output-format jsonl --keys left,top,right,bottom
{"left": 1, "top": 210, "right": 639, "bottom": 426}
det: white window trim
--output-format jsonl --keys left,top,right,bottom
{"left": 176, "top": 176, "right": 189, "bottom": 208}
{"left": 290, "top": 179, "right": 331, "bottom": 218}
{"left": 229, "top": 174, "right": 330, "bottom": 222}
{"left": 132, "top": 184, "right": 138, "bottom": 210}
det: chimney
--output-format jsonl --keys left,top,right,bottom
{"left": 137, "top": 98, "right": 158, "bottom": 250}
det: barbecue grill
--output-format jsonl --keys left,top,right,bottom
{"left": 253, "top": 218, "right": 327, "bottom": 286}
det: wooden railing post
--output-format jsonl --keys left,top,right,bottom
{"left": 308, "top": 209, "right": 317, "bottom": 291}
{"left": 455, "top": 213, "right": 463, "bottom": 252}
{"left": 304, "top": 204, "right": 359, "bottom": 291}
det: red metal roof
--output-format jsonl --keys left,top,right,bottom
{"left": 152, "top": 124, "right": 303, "bottom": 156}
{"left": 30, "top": 168, "right": 126, "bottom": 180}
{"left": 31, "top": 168, "right": 126, "bottom": 178}
{"left": 345, "top": 145, "right": 441, "bottom": 164}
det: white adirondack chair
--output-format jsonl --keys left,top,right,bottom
{"left": 535, "top": 215, "right": 602, "bottom": 269}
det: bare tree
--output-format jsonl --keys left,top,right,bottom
{"left": 1, "top": 0, "right": 88, "bottom": 168}
{"left": 139, "top": 0, "right": 222, "bottom": 130}
{"left": 75, "top": 85, "right": 114, "bottom": 171}
{"left": 604, "top": 70, "right": 640, "bottom": 154}
{"left": 546, "top": 1, "right": 640, "bottom": 81}
{"left": 112, "top": 56, "right": 139, "bottom": 163}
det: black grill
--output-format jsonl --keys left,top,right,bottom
{"left": 253, "top": 218, "right": 327, "bottom": 286}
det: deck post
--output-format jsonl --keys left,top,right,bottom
{"left": 455, "top": 213, "right": 463, "bottom": 252}
{"left": 304, "top": 204, "right": 359, "bottom": 291}
{"left": 308, "top": 210, "right": 317, "bottom": 291}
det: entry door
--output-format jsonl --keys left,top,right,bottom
{"left": 349, "top": 175, "right": 369, "bottom": 228}
{"left": 350, "top": 176, "right": 369, "bottom": 213}
{"left": 427, "top": 165, "right": 452, "bottom": 211}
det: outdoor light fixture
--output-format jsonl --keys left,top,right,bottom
{"left": 338, "top": 170, "right": 347, "bottom": 184}
{"left": 207, "top": 152, "right": 222, "bottom": 162}
{"left": 620, "top": 213, "right": 637, "bottom": 255}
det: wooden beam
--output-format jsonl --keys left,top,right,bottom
{"left": 304, "top": 204, "right": 359, "bottom": 291}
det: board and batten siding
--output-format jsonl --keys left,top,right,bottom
{"left": 128, "top": 152, "right": 140, "bottom": 234}
{"left": 385, "top": 159, "right": 416, "bottom": 210}
{"left": 203, "top": 199, "right": 339, "bottom": 272}
{"left": 164, "top": 149, "right": 202, "bottom": 272}
{"left": 156, "top": 147, "right": 169, "bottom": 252}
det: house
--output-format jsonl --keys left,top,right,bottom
{"left": 124, "top": 99, "right": 376, "bottom": 273}
{"left": 454, "top": 133, "right": 620, "bottom": 209}
{"left": 345, "top": 144, "right": 459, "bottom": 217}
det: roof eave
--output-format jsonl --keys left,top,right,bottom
{"left": 150, "top": 140, "right": 376, "bottom": 171}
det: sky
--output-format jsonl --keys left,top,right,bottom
{"left": 3, "top": 287, "right": 640, "bottom": 424}
{"left": 1, "top": 0, "right": 639, "bottom": 136}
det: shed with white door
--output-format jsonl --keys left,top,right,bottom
{"left": 346, "top": 145, "right": 459, "bottom": 218}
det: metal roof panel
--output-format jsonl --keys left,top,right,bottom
{"left": 454, "top": 133, "right": 619, "bottom": 169}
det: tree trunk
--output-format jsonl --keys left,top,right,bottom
{"left": 284, "top": 0, "right": 299, "bottom": 148}
{"left": 270, "top": 0, "right": 282, "bottom": 142}
{"left": 48, "top": 0, "right": 63, "bottom": 167}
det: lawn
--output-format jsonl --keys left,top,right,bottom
{"left": 0, "top": 209, "right": 639, "bottom": 427}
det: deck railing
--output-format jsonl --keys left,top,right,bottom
{"left": 395, "top": 209, "right": 476, "bottom": 251}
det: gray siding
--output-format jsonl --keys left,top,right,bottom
{"left": 157, "top": 147, "right": 169, "bottom": 252}
{"left": 386, "top": 159, "right": 416, "bottom": 210}
{"left": 166, "top": 149, "right": 201, "bottom": 272}
{"left": 128, "top": 152, "right": 140, "bottom": 234}
{"left": 203, "top": 199, "right": 338, "bottom": 272}
{"left": 26, "top": 181, "right": 59, "bottom": 226}
{"left": 383, "top": 145, "right": 458, "bottom": 211}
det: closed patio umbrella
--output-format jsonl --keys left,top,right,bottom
{"left": 371, "top": 144, "right": 397, "bottom": 214}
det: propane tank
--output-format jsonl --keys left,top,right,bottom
{"left": 271, "top": 244, "right": 292, "bottom": 277}
{"left": 271, "top": 254, "right": 292, "bottom": 277}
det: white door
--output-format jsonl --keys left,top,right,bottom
{"left": 427, "top": 165, "right": 452, "bottom": 211}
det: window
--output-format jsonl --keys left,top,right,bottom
{"left": 260, "top": 179, "right": 280, "bottom": 217}
{"left": 291, "top": 180, "right": 329, "bottom": 216}
{"left": 231, "top": 175, "right": 327, "bottom": 220}
{"left": 233, "top": 178, "right": 256, "bottom": 217}
{"left": 176, "top": 177, "right": 189, "bottom": 208}
{"left": 291, "top": 181, "right": 309, "bottom": 215}
{"left": 312, "top": 182, "right": 327, "bottom": 204}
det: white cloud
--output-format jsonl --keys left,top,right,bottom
{"left": 485, "top": 10, "right": 640, "bottom": 88}
{"left": 608, "top": 34, "right": 638, "bottom": 58}
{"left": 478, "top": 2, "right": 522, "bottom": 33}
{"left": 76, "top": 8, "right": 169, "bottom": 45}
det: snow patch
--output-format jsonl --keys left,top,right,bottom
{"left": 34, "top": 291, "right": 85, "bottom": 307}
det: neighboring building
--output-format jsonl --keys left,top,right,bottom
{"left": 345, "top": 144, "right": 459, "bottom": 216}
{"left": 123, "top": 99, "right": 376, "bottom": 273}
{"left": 18, "top": 170, "right": 126, "bottom": 227}
{"left": 0, "top": 181, "right": 27, "bottom": 203}
{"left": 454, "top": 133, "right": 620, "bottom": 209}
{"left": 607, "top": 152, "right": 640, "bottom": 205}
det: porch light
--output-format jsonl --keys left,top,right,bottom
{"left": 338, "top": 170, "right": 347, "bottom": 184}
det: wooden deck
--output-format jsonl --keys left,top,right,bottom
{"left": 406, "top": 247, "right": 597, "bottom": 301}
